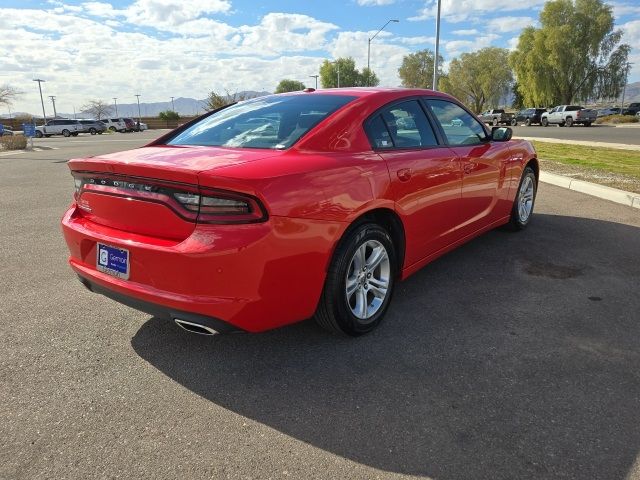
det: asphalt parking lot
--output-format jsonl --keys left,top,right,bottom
{"left": 1, "top": 133, "right": 639, "bottom": 480}
{"left": 511, "top": 124, "right": 640, "bottom": 145}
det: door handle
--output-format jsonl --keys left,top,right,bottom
{"left": 463, "top": 163, "right": 474, "bottom": 174}
{"left": 397, "top": 168, "right": 413, "bottom": 182}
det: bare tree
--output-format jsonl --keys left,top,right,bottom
{"left": 0, "top": 85, "right": 21, "bottom": 106}
{"left": 80, "top": 99, "right": 114, "bottom": 120}
{"left": 203, "top": 89, "right": 250, "bottom": 111}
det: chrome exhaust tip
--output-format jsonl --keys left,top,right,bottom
{"left": 173, "top": 318, "right": 219, "bottom": 336}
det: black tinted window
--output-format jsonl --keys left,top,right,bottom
{"left": 167, "top": 94, "right": 355, "bottom": 149}
{"left": 365, "top": 115, "right": 393, "bottom": 149}
{"left": 566, "top": 106, "right": 582, "bottom": 111}
{"left": 379, "top": 100, "right": 437, "bottom": 148}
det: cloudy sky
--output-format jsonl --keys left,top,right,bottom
{"left": 1, "top": 0, "right": 639, "bottom": 114}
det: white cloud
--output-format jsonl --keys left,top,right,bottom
{"left": 356, "top": 0, "right": 396, "bottom": 5}
{"left": 611, "top": 2, "right": 640, "bottom": 18}
{"left": 393, "top": 35, "right": 436, "bottom": 45}
{"left": 452, "top": 29, "right": 479, "bottom": 35}
{"left": 486, "top": 16, "right": 536, "bottom": 33}
{"left": 409, "top": 0, "right": 546, "bottom": 22}
{"left": 621, "top": 20, "right": 640, "bottom": 80}
{"left": 444, "top": 34, "right": 500, "bottom": 57}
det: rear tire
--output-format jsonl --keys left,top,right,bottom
{"left": 89, "top": 128, "right": 97, "bottom": 135}
{"left": 492, "top": 118, "right": 499, "bottom": 126}
{"left": 506, "top": 166, "right": 537, "bottom": 231}
{"left": 584, "top": 122, "right": 591, "bottom": 127}
{"left": 510, "top": 118, "right": 517, "bottom": 126}
{"left": 565, "top": 117, "right": 573, "bottom": 127}
{"left": 315, "top": 223, "right": 397, "bottom": 336}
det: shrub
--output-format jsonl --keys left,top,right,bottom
{"left": 0, "top": 134, "right": 27, "bottom": 150}
{"left": 595, "top": 114, "right": 639, "bottom": 124}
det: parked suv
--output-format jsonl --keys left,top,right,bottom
{"left": 101, "top": 118, "right": 127, "bottom": 133}
{"left": 0, "top": 124, "right": 14, "bottom": 136}
{"left": 123, "top": 118, "right": 137, "bottom": 132}
{"left": 35, "top": 119, "right": 82, "bottom": 137}
{"left": 512, "top": 108, "right": 547, "bottom": 126}
{"left": 78, "top": 119, "right": 106, "bottom": 135}
{"left": 623, "top": 103, "right": 640, "bottom": 116}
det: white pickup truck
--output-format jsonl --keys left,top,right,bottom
{"left": 541, "top": 105, "right": 597, "bottom": 127}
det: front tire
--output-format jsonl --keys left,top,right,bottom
{"left": 492, "top": 118, "right": 499, "bottom": 126}
{"left": 62, "top": 129, "right": 71, "bottom": 137}
{"left": 89, "top": 128, "right": 97, "bottom": 135}
{"left": 541, "top": 118, "right": 548, "bottom": 127}
{"left": 109, "top": 126, "right": 116, "bottom": 132}
{"left": 315, "top": 223, "right": 397, "bottom": 336}
{"left": 510, "top": 118, "right": 517, "bottom": 126}
{"left": 525, "top": 118, "right": 531, "bottom": 126}
{"left": 507, "top": 166, "right": 537, "bottom": 230}
{"left": 35, "top": 131, "right": 43, "bottom": 138}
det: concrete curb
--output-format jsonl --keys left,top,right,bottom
{"left": 540, "top": 171, "right": 640, "bottom": 209}
{"left": 517, "top": 136, "right": 640, "bottom": 151}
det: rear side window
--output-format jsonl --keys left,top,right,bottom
{"left": 426, "top": 99, "right": 488, "bottom": 146}
{"left": 566, "top": 106, "right": 582, "bottom": 111}
{"left": 365, "top": 100, "right": 438, "bottom": 149}
{"left": 167, "top": 94, "right": 356, "bottom": 149}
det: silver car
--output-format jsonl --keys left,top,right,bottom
{"left": 78, "top": 119, "right": 106, "bottom": 135}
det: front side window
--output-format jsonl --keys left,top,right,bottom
{"left": 365, "top": 100, "right": 438, "bottom": 149}
{"left": 167, "top": 94, "right": 356, "bottom": 150}
{"left": 426, "top": 99, "right": 488, "bottom": 146}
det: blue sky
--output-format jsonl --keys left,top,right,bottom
{"left": 1, "top": 0, "right": 639, "bottom": 114}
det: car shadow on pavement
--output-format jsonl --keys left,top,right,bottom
{"left": 131, "top": 213, "right": 640, "bottom": 479}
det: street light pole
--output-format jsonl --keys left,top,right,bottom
{"left": 170, "top": 96, "right": 175, "bottom": 111}
{"left": 309, "top": 75, "right": 319, "bottom": 89}
{"left": 33, "top": 79, "right": 47, "bottom": 129}
{"left": 49, "top": 96, "right": 57, "bottom": 118}
{"left": 367, "top": 19, "right": 399, "bottom": 86}
{"left": 113, "top": 97, "right": 118, "bottom": 116}
{"left": 135, "top": 94, "right": 142, "bottom": 132}
{"left": 433, "top": 0, "right": 442, "bottom": 90}
{"left": 620, "top": 62, "right": 633, "bottom": 112}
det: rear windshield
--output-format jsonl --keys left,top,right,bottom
{"left": 166, "top": 94, "right": 356, "bottom": 149}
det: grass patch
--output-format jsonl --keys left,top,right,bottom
{"left": 532, "top": 141, "right": 640, "bottom": 180}
{"left": 594, "top": 114, "right": 639, "bottom": 124}
{"left": 0, "top": 135, "right": 27, "bottom": 150}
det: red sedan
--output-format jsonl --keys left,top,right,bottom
{"left": 62, "top": 88, "right": 538, "bottom": 336}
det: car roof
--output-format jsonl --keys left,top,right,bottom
{"left": 275, "top": 87, "right": 452, "bottom": 100}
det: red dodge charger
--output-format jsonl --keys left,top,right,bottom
{"left": 61, "top": 88, "right": 538, "bottom": 336}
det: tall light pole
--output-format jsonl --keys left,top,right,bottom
{"left": 113, "top": 97, "right": 118, "bottom": 116}
{"left": 33, "top": 79, "right": 47, "bottom": 128}
{"left": 331, "top": 61, "right": 341, "bottom": 88}
{"left": 49, "top": 96, "right": 57, "bottom": 118}
{"left": 170, "top": 96, "right": 175, "bottom": 112}
{"left": 309, "top": 75, "right": 319, "bottom": 89}
{"left": 135, "top": 94, "right": 142, "bottom": 131}
{"left": 367, "top": 19, "right": 399, "bottom": 86}
{"left": 620, "top": 62, "right": 634, "bottom": 111}
{"left": 433, "top": 0, "right": 442, "bottom": 90}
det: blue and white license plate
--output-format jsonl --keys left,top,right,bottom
{"left": 96, "top": 243, "right": 130, "bottom": 280}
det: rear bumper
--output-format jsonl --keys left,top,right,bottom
{"left": 62, "top": 205, "right": 343, "bottom": 332}
{"left": 77, "top": 275, "right": 242, "bottom": 333}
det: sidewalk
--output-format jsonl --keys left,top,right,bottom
{"left": 540, "top": 171, "right": 640, "bottom": 209}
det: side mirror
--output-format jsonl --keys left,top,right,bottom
{"left": 491, "top": 126, "right": 512, "bottom": 142}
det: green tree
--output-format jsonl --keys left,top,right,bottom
{"left": 360, "top": 67, "right": 380, "bottom": 87}
{"left": 158, "top": 110, "right": 180, "bottom": 121}
{"left": 319, "top": 57, "right": 377, "bottom": 88}
{"left": 204, "top": 89, "right": 249, "bottom": 111}
{"left": 511, "top": 82, "right": 525, "bottom": 110}
{"left": 275, "top": 79, "right": 306, "bottom": 93}
{"left": 398, "top": 49, "right": 444, "bottom": 89}
{"left": 440, "top": 47, "right": 513, "bottom": 113}
{"left": 509, "top": 0, "right": 630, "bottom": 105}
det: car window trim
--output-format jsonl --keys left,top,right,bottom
{"left": 363, "top": 96, "right": 444, "bottom": 152}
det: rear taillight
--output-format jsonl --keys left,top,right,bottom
{"left": 72, "top": 172, "right": 267, "bottom": 224}
{"left": 172, "top": 189, "right": 266, "bottom": 224}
